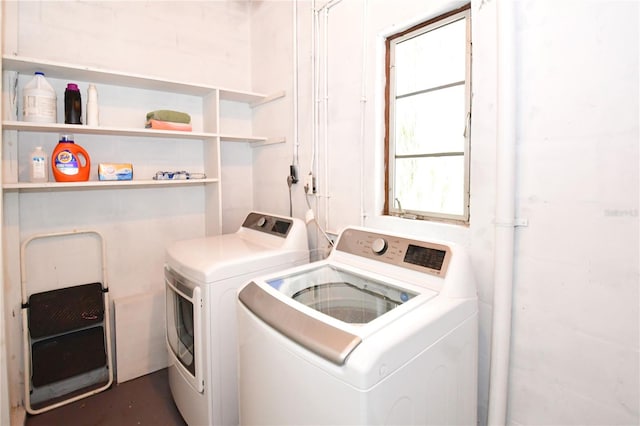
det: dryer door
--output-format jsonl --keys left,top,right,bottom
{"left": 165, "top": 266, "right": 204, "bottom": 393}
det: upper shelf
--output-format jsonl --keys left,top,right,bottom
{"left": 2, "top": 55, "right": 267, "bottom": 103}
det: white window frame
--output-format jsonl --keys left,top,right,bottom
{"left": 385, "top": 5, "right": 472, "bottom": 223}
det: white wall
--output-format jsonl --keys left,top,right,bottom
{"left": 250, "top": 1, "right": 299, "bottom": 220}
{"left": 508, "top": 2, "right": 638, "bottom": 423}
{"left": 12, "top": 1, "right": 252, "bottom": 90}
{"left": 250, "top": 0, "right": 639, "bottom": 425}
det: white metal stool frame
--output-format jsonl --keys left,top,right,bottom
{"left": 20, "top": 229, "right": 113, "bottom": 415}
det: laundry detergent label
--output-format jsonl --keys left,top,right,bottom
{"left": 55, "top": 149, "right": 79, "bottom": 175}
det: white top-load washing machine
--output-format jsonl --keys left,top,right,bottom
{"left": 237, "top": 226, "right": 478, "bottom": 425}
{"left": 165, "top": 212, "right": 308, "bottom": 426}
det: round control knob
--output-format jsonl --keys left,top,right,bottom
{"left": 256, "top": 217, "right": 267, "bottom": 227}
{"left": 371, "top": 238, "right": 388, "bottom": 255}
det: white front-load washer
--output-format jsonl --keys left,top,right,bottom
{"left": 165, "top": 212, "right": 308, "bottom": 426}
{"left": 237, "top": 226, "right": 478, "bottom": 425}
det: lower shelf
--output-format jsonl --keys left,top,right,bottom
{"left": 3, "top": 178, "right": 217, "bottom": 191}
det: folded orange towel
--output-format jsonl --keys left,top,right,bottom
{"left": 145, "top": 119, "right": 193, "bottom": 132}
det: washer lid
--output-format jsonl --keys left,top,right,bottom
{"left": 166, "top": 234, "right": 306, "bottom": 283}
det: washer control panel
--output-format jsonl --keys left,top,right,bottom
{"left": 335, "top": 228, "right": 451, "bottom": 277}
{"left": 242, "top": 212, "right": 293, "bottom": 238}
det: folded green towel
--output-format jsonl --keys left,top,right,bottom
{"left": 146, "top": 110, "right": 191, "bottom": 124}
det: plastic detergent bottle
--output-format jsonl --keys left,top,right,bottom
{"left": 23, "top": 72, "right": 57, "bottom": 123}
{"left": 52, "top": 134, "right": 91, "bottom": 182}
{"left": 29, "top": 146, "right": 48, "bottom": 183}
{"left": 64, "top": 83, "right": 82, "bottom": 124}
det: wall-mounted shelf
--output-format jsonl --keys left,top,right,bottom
{"left": 3, "top": 55, "right": 267, "bottom": 103}
{"left": 1, "top": 54, "right": 286, "bottom": 236}
{"left": 220, "top": 134, "right": 276, "bottom": 143}
{"left": 2, "top": 121, "right": 218, "bottom": 140}
{"left": 249, "top": 137, "right": 287, "bottom": 147}
{"left": 250, "top": 90, "right": 286, "bottom": 108}
{"left": 3, "top": 178, "right": 217, "bottom": 191}
{"left": 3, "top": 121, "right": 270, "bottom": 144}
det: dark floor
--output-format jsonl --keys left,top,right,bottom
{"left": 25, "top": 368, "right": 186, "bottom": 426}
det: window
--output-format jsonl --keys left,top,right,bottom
{"left": 385, "top": 5, "right": 471, "bottom": 223}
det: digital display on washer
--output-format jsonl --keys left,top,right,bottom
{"left": 404, "top": 244, "right": 446, "bottom": 271}
{"left": 271, "top": 220, "right": 291, "bottom": 236}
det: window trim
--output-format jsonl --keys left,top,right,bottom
{"left": 384, "top": 4, "right": 472, "bottom": 224}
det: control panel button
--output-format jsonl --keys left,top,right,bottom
{"left": 371, "top": 238, "right": 388, "bottom": 255}
{"left": 257, "top": 217, "right": 267, "bottom": 227}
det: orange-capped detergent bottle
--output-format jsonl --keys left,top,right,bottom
{"left": 52, "top": 134, "right": 91, "bottom": 182}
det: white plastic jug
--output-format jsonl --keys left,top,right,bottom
{"left": 23, "top": 72, "right": 57, "bottom": 123}
{"left": 86, "top": 84, "right": 99, "bottom": 126}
